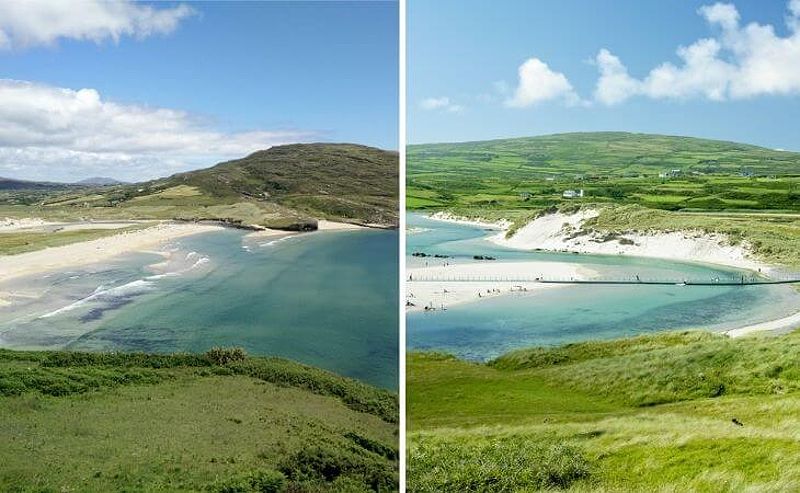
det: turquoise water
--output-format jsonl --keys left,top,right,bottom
{"left": 0, "top": 229, "right": 398, "bottom": 389}
{"left": 407, "top": 213, "right": 800, "bottom": 361}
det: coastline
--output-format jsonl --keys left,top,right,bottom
{"left": 416, "top": 210, "right": 800, "bottom": 336}
{"left": 427, "top": 209, "right": 771, "bottom": 274}
{"left": 0, "top": 222, "right": 223, "bottom": 286}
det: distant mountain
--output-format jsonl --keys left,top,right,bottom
{"left": 75, "top": 177, "right": 126, "bottom": 186}
{"left": 31, "top": 143, "right": 399, "bottom": 230}
{"left": 0, "top": 177, "right": 66, "bottom": 191}
{"left": 408, "top": 132, "right": 800, "bottom": 176}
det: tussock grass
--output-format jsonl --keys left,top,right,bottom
{"left": 408, "top": 330, "right": 800, "bottom": 492}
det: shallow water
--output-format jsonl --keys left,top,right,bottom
{"left": 0, "top": 229, "right": 398, "bottom": 389}
{"left": 407, "top": 213, "right": 800, "bottom": 361}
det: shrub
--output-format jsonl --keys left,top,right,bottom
{"left": 213, "top": 470, "right": 286, "bottom": 493}
{"left": 205, "top": 347, "right": 248, "bottom": 366}
{"left": 278, "top": 445, "right": 397, "bottom": 492}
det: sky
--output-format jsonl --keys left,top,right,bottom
{"left": 0, "top": 0, "right": 398, "bottom": 182}
{"left": 409, "top": 0, "right": 800, "bottom": 150}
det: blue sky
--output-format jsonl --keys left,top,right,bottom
{"left": 0, "top": 1, "right": 397, "bottom": 182}
{"left": 409, "top": 0, "right": 800, "bottom": 150}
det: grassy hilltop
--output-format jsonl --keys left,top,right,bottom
{"left": 408, "top": 132, "right": 800, "bottom": 212}
{"left": 408, "top": 331, "right": 800, "bottom": 492}
{"left": 0, "top": 143, "right": 399, "bottom": 230}
{"left": 0, "top": 348, "right": 398, "bottom": 492}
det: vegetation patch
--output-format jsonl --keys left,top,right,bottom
{"left": 408, "top": 434, "right": 591, "bottom": 492}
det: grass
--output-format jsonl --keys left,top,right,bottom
{"left": 0, "top": 348, "right": 398, "bottom": 492}
{"left": 408, "top": 330, "right": 800, "bottom": 492}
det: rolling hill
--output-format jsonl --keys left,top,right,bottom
{"left": 1, "top": 143, "right": 399, "bottom": 230}
{"left": 407, "top": 132, "right": 800, "bottom": 212}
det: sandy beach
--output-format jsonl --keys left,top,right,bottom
{"left": 725, "top": 310, "right": 800, "bottom": 338}
{"left": 407, "top": 260, "right": 595, "bottom": 312}
{"left": 0, "top": 222, "right": 223, "bottom": 286}
{"left": 317, "top": 220, "right": 368, "bottom": 231}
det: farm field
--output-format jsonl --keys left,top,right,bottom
{"left": 408, "top": 132, "right": 800, "bottom": 213}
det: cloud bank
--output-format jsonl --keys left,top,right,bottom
{"left": 498, "top": 1, "right": 800, "bottom": 109}
{"left": 0, "top": 79, "right": 316, "bottom": 182}
{"left": 594, "top": 1, "right": 800, "bottom": 105}
{"left": 0, "top": 0, "right": 195, "bottom": 50}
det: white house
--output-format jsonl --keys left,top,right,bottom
{"left": 562, "top": 189, "right": 584, "bottom": 198}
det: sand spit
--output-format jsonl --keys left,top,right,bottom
{"left": 0, "top": 222, "right": 222, "bottom": 285}
{"left": 407, "top": 260, "right": 594, "bottom": 312}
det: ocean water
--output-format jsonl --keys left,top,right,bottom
{"left": 0, "top": 229, "right": 398, "bottom": 389}
{"left": 407, "top": 213, "right": 800, "bottom": 361}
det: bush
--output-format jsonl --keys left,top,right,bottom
{"left": 278, "top": 445, "right": 397, "bottom": 492}
{"left": 213, "top": 470, "right": 286, "bottom": 493}
{"left": 205, "top": 347, "right": 248, "bottom": 366}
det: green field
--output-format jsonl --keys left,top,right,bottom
{"left": 0, "top": 348, "right": 398, "bottom": 492}
{"left": 408, "top": 132, "right": 800, "bottom": 213}
{"left": 0, "top": 143, "right": 399, "bottom": 230}
{"left": 408, "top": 331, "right": 800, "bottom": 492}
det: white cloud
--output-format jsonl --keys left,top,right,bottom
{"left": 0, "top": 79, "right": 317, "bottom": 182}
{"left": 594, "top": 1, "right": 800, "bottom": 105}
{"left": 0, "top": 0, "right": 195, "bottom": 50}
{"left": 594, "top": 49, "right": 640, "bottom": 105}
{"left": 505, "top": 57, "right": 579, "bottom": 107}
{"left": 419, "top": 96, "right": 463, "bottom": 112}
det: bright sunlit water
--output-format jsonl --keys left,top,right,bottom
{"left": 407, "top": 213, "right": 800, "bottom": 361}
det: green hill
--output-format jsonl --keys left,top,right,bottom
{"left": 1, "top": 143, "right": 399, "bottom": 230}
{"left": 0, "top": 347, "right": 398, "bottom": 492}
{"left": 407, "top": 132, "right": 800, "bottom": 212}
{"left": 408, "top": 330, "right": 800, "bottom": 492}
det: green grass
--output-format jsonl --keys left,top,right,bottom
{"left": 408, "top": 330, "right": 800, "bottom": 492}
{"left": 0, "top": 348, "right": 398, "bottom": 492}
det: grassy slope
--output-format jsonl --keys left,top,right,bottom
{"left": 408, "top": 331, "right": 800, "bottom": 492}
{"left": 407, "top": 132, "right": 800, "bottom": 212}
{"left": 0, "top": 143, "right": 399, "bottom": 230}
{"left": 0, "top": 349, "right": 398, "bottom": 493}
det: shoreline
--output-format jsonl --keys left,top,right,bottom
{"left": 0, "top": 217, "right": 386, "bottom": 288}
{"left": 417, "top": 210, "right": 800, "bottom": 335}
{"left": 407, "top": 260, "right": 595, "bottom": 312}
{"left": 0, "top": 222, "right": 223, "bottom": 286}
{"left": 425, "top": 209, "right": 772, "bottom": 275}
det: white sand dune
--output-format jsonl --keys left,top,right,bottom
{"left": 488, "top": 209, "right": 768, "bottom": 273}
